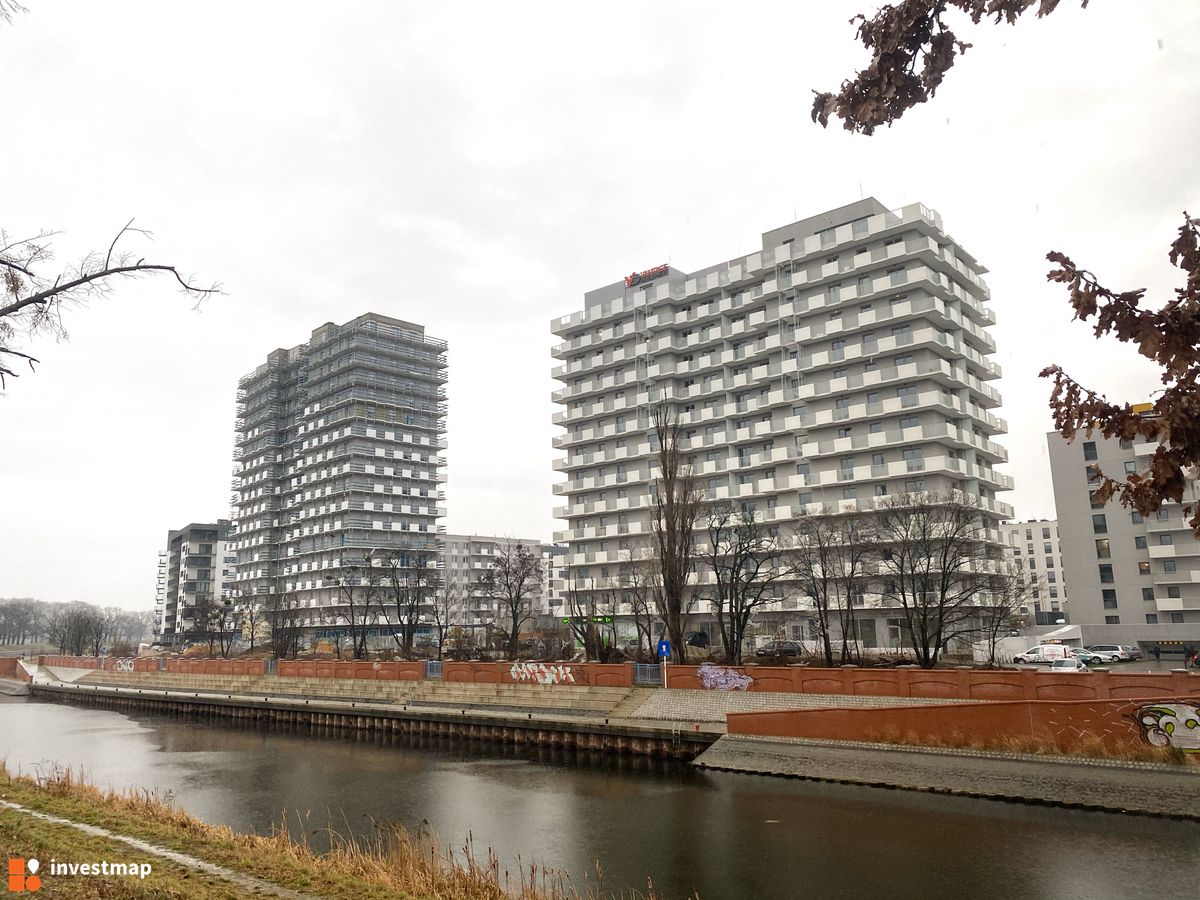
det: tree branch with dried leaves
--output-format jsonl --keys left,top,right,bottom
{"left": 0, "top": 220, "right": 220, "bottom": 386}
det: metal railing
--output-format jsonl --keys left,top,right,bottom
{"left": 633, "top": 663, "right": 662, "bottom": 686}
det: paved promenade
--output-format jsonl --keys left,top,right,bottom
{"left": 695, "top": 734, "right": 1200, "bottom": 819}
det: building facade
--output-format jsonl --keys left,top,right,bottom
{"left": 155, "top": 520, "right": 234, "bottom": 646}
{"left": 1000, "top": 519, "right": 1066, "bottom": 625}
{"left": 442, "top": 534, "right": 561, "bottom": 631}
{"left": 551, "top": 198, "right": 1012, "bottom": 648}
{"left": 1049, "top": 429, "right": 1200, "bottom": 652}
{"left": 232, "top": 313, "right": 447, "bottom": 632}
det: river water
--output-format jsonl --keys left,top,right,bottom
{"left": 1, "top": 696, "right": 1198, "bottom": 899}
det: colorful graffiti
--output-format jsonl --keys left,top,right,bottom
{"left": 510, "top": 662, "right": 576, "bottom": 685}
{"left": 1136, "top": 702, "right": 1200, "bottom": 751}
{"left": 698, "top": 663, "right": 753, "bottom": 692}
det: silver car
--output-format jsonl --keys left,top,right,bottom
{"left": 1048, "top": 657, "right": 1089, "bottom": 672}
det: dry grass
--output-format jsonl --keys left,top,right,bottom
{"left": 865, "top": 726, "right": 1198, "bottom": 765}
{"left": 0, "top": 761, "right": 676, "bottom": 899}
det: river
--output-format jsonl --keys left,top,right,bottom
{"left": 1, "top": 695, "right": 1198, "bottom": 899}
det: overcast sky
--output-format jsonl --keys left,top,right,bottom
{"left": 2, "top": 1, "right": 1197, "bottom": 610}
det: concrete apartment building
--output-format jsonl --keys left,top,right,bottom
{"left": 442, "top": 535, "right": 562, "bottom": 632}
{"left": 1000, "top": 519, "right": 1066, "bottom": 626}
{"left": 232, "top": 313, "right": 447, "bottom": 632}
{"left": 155, "top": 520, "right": 235, "bottom": 646}
{"left": 1049, "top": 429, "right": 1200, "bottom": 654}
{"left": 551, "top": 198, "right": 1012, "bottom": 648}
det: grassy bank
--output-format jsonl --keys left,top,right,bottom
{"left": 0, "top": 763, "right": 663, "bottom": 899}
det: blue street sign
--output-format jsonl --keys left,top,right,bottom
{"left": 657, "top": 640, "right": 671, "bottom": 659}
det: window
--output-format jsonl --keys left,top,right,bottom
{"left": 899, "top": 414, "right": 920, "bottom": 428}
{"left": 1083, "top": 441, "right": 1097, "bottom": 461}
{"left": 869, "top": 421, "right": 883, "bottom": 433}
{"left": 1049, "top": 587, "right": 1058, "bottom": 598}
{"left": 1046, "top": 557, "right": 1054, "bottom": 569}
{"left": 1089, "top": 491, "right": 1105, "bottom": 510}
{"left": 837, "top": 427, "right": 853, "bottom": 438}
{"left": 1041, "top": 527, "right": 1051, "bottom": 539}
{"left": 1146, "top": 614, "right": 1159, "bottom": 624}
{"left": 1143, "top": 588, "right": 1155, "bottom": 602}
{"left": 1043, "top": 541, "right": 1052, "bottom": 553}
{"left": 1105, "top": 615, "right": 1120, "bottom": 625}
{"left": 1095, "top": 538, "right": 1111, "bottom": 558}
{"left": 1047, "top": 570, "right": 1057, "bottom": 583}
{"left": 1102, "top": 591, "right": 1118, "bottom": 609}
{"left": 1099, "top": 565, "right": 1114, "bottom": 584}
{"left": 1139, "top": 561, "right": 1151, "bottom": 575}
{"left": 1025, "top": 528, "right": 1033, "bottom": 541}
{"left": 1028, "top": 558, "right": 1037, "bottom": 571}
{"left": 842, "top": 486, "right": 857, "bottom": 500}
{"left": 1135, "top": 536, "right": 1148, "bottom": 550}
{"left": 1157, "top": 509, "right": 1171, "bottom": 521}
{"left": 1132, "top": 511, "right": 1144, "bottom": 524}
{"left": 1164, "top": 560, "right": 1178, "bottom": 573}
{"left": 1171, "top": 612, "right": 1185, "bottom": 624}
{"left": 1087, "top": 466, "right": 1102, "bottom": 485}
{"left": 874, "top": 484, "right": 888, "bottom": 496}
{"left": 1124, "top": 461, "right": 1138, "bottom": 474}
{"left": 897, "top": 385, "right": 918, "bottom": 406}
{"left": 1092, "top": 514, "right": 1107, "bottom": 534}
{"left": 1168, "top": 586, "right": 1181, "bottom": 599}
{"left": 1160, "top": 534, "right": 1174, "bottom": 546}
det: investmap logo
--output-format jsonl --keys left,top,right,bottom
{"left": 7, "top": 857, "right": 153, "bottom": 891}
{"left": 6, "top": 859, "right": 40, "bottom": 893}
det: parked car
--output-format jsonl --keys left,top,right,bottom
{"left": 685, "top": 632, "right": 711, "bottom": 649}
{"left": 1013, "top": 644, "right": 1072, "bottom": 664}
{"left": 1121, "top": 645, "right": 1144, "bottom": 661}
{"left": 1069, "top": 648, "right": 1105, "bottom": 666}
{"left": 1048, "top": 657, "right": 1090, "bottom": 672}
{"left": 755, "top": 640, "right": 803, "bottom": 658}
{"left": 1086, "top": 645, "right": 1128, "bottom": 662}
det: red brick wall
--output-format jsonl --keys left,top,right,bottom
{"left": 727, "top": 694, "right": 1200, "bottom": 753}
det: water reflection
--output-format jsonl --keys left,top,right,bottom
{"left": 1, "top": 696, "right": 1198, "bottom": 899}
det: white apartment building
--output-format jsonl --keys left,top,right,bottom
{"left": 551, "top": 198, "right": 1012, "bottom": 648}
{"left": 1049, "top": 427, "right": 1200, "bottom": 655}
{"left": 1000, "top": 519, "right": 1066, "bottom": 625}
{"left": 155, "top": 520, "right": 235, "bottom": 646}
{"left": 232, "top": 313, "right": 447, "bottom": 632}
{"left": 441, "top": 535, "right": 558, "bottom": 631}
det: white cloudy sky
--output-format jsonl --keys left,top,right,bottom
{"left": 2, "top": 1, "right": 1197, "bottom": 609}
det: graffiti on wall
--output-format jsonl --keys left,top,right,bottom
{"left": 114, "top": 658, "right": 135, "bottom": 673}
{"left": 510, "top": 662, "right": 576, "bottom": 685}
{"left": 1136, "top": 702, "right": 1200, "bottom": 751}
{"left": 698, "top": 663, "right": 753, "bottom": 692}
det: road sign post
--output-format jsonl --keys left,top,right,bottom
{"left": 657, "top": 639, "right": 671, "bottom": 688}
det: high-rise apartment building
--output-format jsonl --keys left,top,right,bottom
{"left": 551, "top": 198, "right": 1012, "bottom": 646}
{"left": 1049, "top": 429, "right": 1200, "bottom": 651}
{"left": 233, "top": 313, "right": 447, "bottom": 629}
{"left": 155, "top": 520, "right": 234, "bottom": 646}
{"left": 1000, "top": 519, "right": 1066, "bottom": 625}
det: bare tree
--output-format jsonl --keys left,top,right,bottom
{"left": 324, "top": 554, "right": 384, "bottom": 660}
{"left": 789, "top": 507, "right": 877, "bottom": 667}
{"left": 427, "top": 574, "right": 458, "bottom": 661}
{"left": 240, "top": 598, "right": 266, "bottom": 653}
{"left": 263, "top": 590, "right": 303, "bottom": 660}
{"left": 649, "top": 404, "right": 703, "bottom": 663}
{"left": 701, "top": 503, "right": 790, "bottom": 665}
{"left": 875, "top": 493, "right": 1006, "bottom": 668}
{"left": 977, "top": 574, "right": 1037, "bottom": 667}
{"left": 479, "top": 541, "right": 543, "bottom": 660}
{"left": 0, "top": 221, "right": 218, "bottom": 386}
{"left": 205, "top": 599, "right": 240, "bottom": 659}
{"left": 563, "top": 576, "right": 616, "bottom": 661}
{"left": 379, "top": 550, "right": 434, "bottom": 659}
{"left": 618, "top": 550, "right": 658, "bottom": 661}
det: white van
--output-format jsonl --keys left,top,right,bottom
{"left": 1013, "top": 644, "right": 1072, "bottom": 664}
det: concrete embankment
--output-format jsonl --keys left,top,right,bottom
{"left": 694, "top": 734, "right": 1200, "bottom": 819}
{"left": 31, "top": 682, "right": 722, "bottom": 759}
{"left": 0, "top": 678, "right": 30, "bottom": 696}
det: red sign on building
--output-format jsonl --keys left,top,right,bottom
{"left": 624, "top": 264, "right": 669, "bottom": 288}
